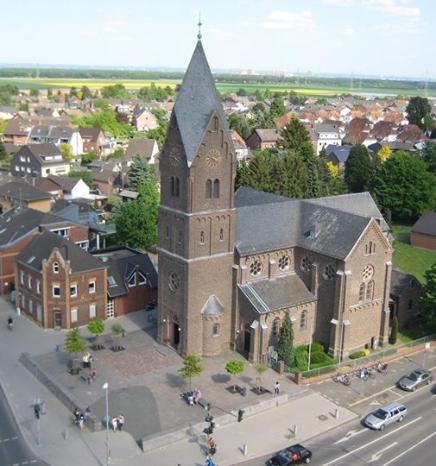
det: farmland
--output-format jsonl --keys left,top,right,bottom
{"left": 1, "top": 76, "right": 435, "bottom": 98}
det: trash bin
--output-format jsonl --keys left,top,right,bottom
{"left": 102, "top": 415, "right": 111, "bottom": 429}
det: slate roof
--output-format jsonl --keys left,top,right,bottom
{"left": 17, "top": 231, "right": 105, "bottom": 273}
{"left": 235, "top": 188, "right": 387, "bottom": 259}
{"left": 30, "top": 125, "right": 74, "bottom": 140}
{"left": 239, "top": 274, "right": 316, "bottom": 314}
{"left": 201, "top": 295, "right": 224, "bottom": 315}
{"left": 173, "top": 40, "right": 229, "bottom": 166}
{"left": 92, "top": 248, "right": 158, "bottom": 298}
{"left": 19, "top": 144, "right": 67, "bottom": 166}
{"left": 255, "top": 129, "right": 279, "bottom": 141}
{"left": 412, "top": 211, "right": 436, "bottom": 236}
{"left": 79, "top": 127, "right": 103, "bottom": 141}
{"left": 125, "top": 139, "right": 156, "bottom": 159}
{"left": 47, "top": 176, "right": 80, "bottom": 192}
{"left": 0, "top": 181, "right": 52, "bottom": 201}
{"left": 325, "top": 144, "right": 352, "bottom": 163}
{"left": 390, "top": 268, "right": 420, "bottom": 297}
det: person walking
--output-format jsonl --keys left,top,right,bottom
{"left": 274, "top": 381, "right": 280, "bottom": 395}
{"left": 208, "top": 436, "right": 217, "bottom": 456}
{"left": 111, "top": 416, "right": 118, "bottom": 432}
{"left": 117, "top": 414, "right": 125, "bottom": 431}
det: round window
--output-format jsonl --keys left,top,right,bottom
{"left": 323, "top": 265, "right": 335, "bottom": 280}
{"left": 168, "top": 272, "right": 180, "bottom": 292}
{"left": 362, "top": 265, "right": 374, "bottom": 282}
{"left": 249, "top": 260, "right": 262, "bottom": 276}
{"left": 300, "top": 256, "right": 312, "bottom": 272}
{"left": 278, "top": 255, "right": 290, "bottom": 271}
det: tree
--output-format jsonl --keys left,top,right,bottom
{"left": 80, "top": 86, "right": 92, "bottom": 100}
{"left": 377, "top": 145, "right": 392, "bottom": 164}
{"left": 64, "top": 328, "right": 87, "bottom": 359}
{"left": 422, "top": 142, "right": 436, "bottom": 173}
{"left": 389, "top": 316, "right": 398, "bottom": 345}
{"left": 101, "top": 84, "right": 129, "bottom": 99}
{"left": 128, "top": 155, "right": 149, "bottom": 190}
{"left": 344, "top": 144, "right": 373, "bottom": 192}
{"left": 146, "top": 123, "right": 168, "bottom": 149}
{"left": 81, "top": 151, "right": 98, "bottom": 166}
{"left": 270, "top": 96, "right": 286, "bottom": 119}
{"left": 326, "top": 161, "right": 339, "bottom": 177}
{"left": 369, "top": 150, "right": 436, "bottom": 222}
{"left": 406, "top": 96, "right": 432, "bottom": 130}
{"left": 68, "top": 170, "right": 93, "bottom": 188}
{"left": 225, "top": 360, "right": 245, "bottom": 391}
{"left": 228, "top": 113, "right": 252, "bottom": 140}
{"left": 179, "top": 355, "right": 203, "bottom": 392}
{"left": 59, "top": 143, "right": 74, "bottom": 162}
{"left": 277, "top": 116, "right": 310, "bottom": 152}
{"left": 0, "top": 141, "right": 7, "bottom": 161}
{"left": 87, "top": 319, "right": 105, "bottom": 346}
{"left": 29, "top": 88, "right": 39, "bottom": 97}
{"left": 112, "top": 180, "right": 159, "bottom": 250}
{"left": 79, "top": 109, "right": 134, "bottom": 138}
{"left": 254, "top": 363, "right": 268, "bottom": 392}
{"left": 236, "top": 88, "right": 247, "bottom": 96}
{"left": 418, "top": 262, "right": 436, "bottom": 331}
{"left": 277, "top": 313, "right": 294, "bottom": 368}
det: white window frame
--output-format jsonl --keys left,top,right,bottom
{"left": 20, "top": 270, "right": 24, "bottom": 285}
{"left": 89, "top": 303, "right": 96, "bottom": 319}
{"left": 138, "top": 272, "right": 147, "bottom": 285}
{"left": 53, "top": 262, "right": 59, "bottom": 273}
{"left": 89, "top": 280, "right": 96, "bottom": 294}
{"left": 71, "top": 307, "right": 78, "bottom": 323}
{"left": 106, "top": 299, "right": 115, "bottom": 319}
{"left": 28, "top": 275, "right": 32, "bottom": 289}
{"left": 128, "top": 274, "right": 136, "bottom": 288}
{"left": 36, "top": 279, "right": 41, "bottom": 295}
{"left": 52, "top": 283, "right": 60, "bottom": 298}
{"left": 29, "top": 299, "right": 33, "bottom": 314}
{"left": 75, "top": 240, "right": 89, "bottom": 251}
{"left": 70, "top": 283, "right": 78, "bottom": 298}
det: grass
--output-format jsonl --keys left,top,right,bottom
{"left": 391, "top": 224, "right": 436, "bottom": 284}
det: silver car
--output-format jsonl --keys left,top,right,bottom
{"left": 397, "top": 369, "right": 433, "bottom": 391}
{"left": 364, "top": 402, "right": 407, "bottom": 431}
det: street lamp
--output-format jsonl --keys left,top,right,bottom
{"left": 102, "top": 382, "right": 110, "bottom": 466}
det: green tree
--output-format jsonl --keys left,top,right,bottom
{"left": 0, "top": 141, "right": 7, "bottom": 161}
{"left": 81, "top": 151, "right": 98, "bottom": 165}
{"left": 418, "top": 262, "right": 436, "bottom": 331}
{"left": 270, "top": 96, "right": 286, "bottom": 119}
{"left": 277, "top": 313, "right": 294, "bottom": 368}
{"left": 80, "top": 85, "right": 92, "bottom": 100}
{"left": 29, "top": 88, "right": 39, "bottom": 97}
{"left": 236, "top": 88, "right": 247, "bottom": 96}
{"left": 422, "top": 142, "right": 436, "bottom": 173}
{"left": 377, "top": 145, "right": 392, "bottom": 164}
{"left": 79, "top": 109, "right": 133, "bottom": 138}
{"left": 113, "top": 180, "right": 159, "bottom": 250}
{"left": 406, "top": 96, "right": 432, "bottom": 130}
{"left": 277, "top": 116, "right": 310, "bottom": 152}
{"left": 225, "top": 360, "right": 245, "bottom": 391}
{"left": 68, "top": 170, "right": 93, "bottom": 187}
{"left": 101, "top": 84, "right": 129, "bottom": 99}
{"left": 64, "top": 328, "right": 87, "bottom": 359}
{"left": 179, "top": 354, "right": 203, "bottom": 392}
{"left": 128, "top": 154, "right": 149, "bottom": 190}
{"left": 369, "top": 150, "right": 436, "bottom": 222}
{"left": 59, "top": 143, "right": 74, "bottom": 161}
{"left": 146, "top": 123, "right": 168, "bottom": 149}
{"left": 344, "top": 144, "right": 373, "bottom": 192}
{"left": 389, "top": 315, "right": 399, "bottom": 345}
{"left": 88, "top": 319, "right": 105, "bottom": 346}
{"left": 228, "top": 113, "right": 252, "bottom": 140}
{"left": 254, "top": 363, "right": 268, "bottom": 392}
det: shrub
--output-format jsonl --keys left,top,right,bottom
{"left": 111, "top": 322, "right": 125, "bottom": 337}
{"left": 311, "top": 352, "right": 328, "bottom": 364}
{"left": 349, "top": 350, "right": 367, "bottom": 359}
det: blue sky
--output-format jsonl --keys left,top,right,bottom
{"left": 2, "top": 0, "right": 434, "bottom": 78}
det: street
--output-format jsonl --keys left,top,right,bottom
{"left": 238, "top": 383, "right": 436, "bottom": 466}
{"left": 0, "top": 383, "right": 48, "bottom": 466}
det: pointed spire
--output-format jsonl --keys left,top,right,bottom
{"left": 197, "top": 12, "right": 202, "bottom": 40}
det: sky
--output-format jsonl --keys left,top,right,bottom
{"left": 1, "top": 0, "right": 434, "bottom": 79}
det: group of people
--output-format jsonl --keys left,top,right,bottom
{"left": 73, "top": 407, "right": 91, "bottom": 431}
{"left": 82, "top": 352, "right": 94, "bottom": 368}
{"left": 187, "top": 388, "right": 202, "bottom": 406}
{"left": 111, "top": 414, "right": 125, "bottom": 432}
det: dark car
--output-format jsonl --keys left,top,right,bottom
{"left": 266, "top": 444, "right": 312, "bottom": 465}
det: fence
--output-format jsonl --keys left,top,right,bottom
{"left": 288, "top": 334, "right": 436, "bottom": 380}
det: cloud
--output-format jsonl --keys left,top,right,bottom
{"left": 361, "top": 0, "right": 420, "bottom": 17}
{"left": 261, "top": 10, "right": 316, "bottom": 32}
{"left": 344, "top": 27, "right": 355, "bottom": 35}
{"left": 322, "top": 0, "right": 353, "bottom": 6}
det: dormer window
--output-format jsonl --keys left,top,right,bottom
{"left": 128, "top": 274, "right": 136, "bottom": 287}
{"left": 138, "top": 272, "right": 147, "bottom": 285}
{"left": 53, "top": 262, "right": 59, "bottom": 273}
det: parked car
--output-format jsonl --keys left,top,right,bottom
{"left": 266, "top": 444, "right": 312, "bottom": 465}
{"left": 397, "top": 369, "right": 432, "bottom": 392}
{"left": 364, "top": 402, "right": 407, "bottom": 431}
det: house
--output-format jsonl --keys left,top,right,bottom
{"left": 15, "top": 231, "right": 107, "bottom": 328}
{"left": 325, "top": 144, "right": 352, "bottom": 170}
{"left": 0, "top": 106, "right": 19, "bottom": 120}
{"left": 79, "top": 127, "right": 106, "bottom": 155}
{"left": 11, "top": 144, "right": 70, "bottom": 178}
{"left": 92, "top": 247, "right": 157, "bottom": 318}
{"left": 119, "top": 189, "right": 139, "bottom": 202}
{"left": 245, "top": 129, "right": 279, "bottom": 150}
{"left": 397, "top": 125, "right": 425, "bottom": 143}
{"left": 389, "top": 269, "right": 422, "bottom": 328}
{"left": 91, "top": 170, "right": 117, "bottom": 196}
{"left": 125, "top": 138, "right": 159, "bottom": 165}
{"left": 312, "top": 123, "right": 342, "bottom": 155}
{"left": 0, "top": 181, "right": 53, "bottom": 213}
{"left": 2, "top": 116, "right": 32, "bottom": 145}
{"left": 28, "top": 125, "right": 83, "bottom": 156}
{"left": 410, "top": 211, "right": 436, "bottom": 251}
{"left": 133, "top": 106, "right": 158, "bottom": 131}
{"left": 0, "top": 207, "right": 89, "bottom": 295}
{"left": 44, "top": 176, "right": 90, "bottom": 199}
{"left": 231, "top": 130, "right": 250, "bottom": 162}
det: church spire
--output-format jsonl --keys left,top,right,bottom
{"left": 197, "top": 13, "right": 202, "bottom": 40}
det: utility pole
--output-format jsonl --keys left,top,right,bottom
{"left": 307, "top": 318, "right": 314, "bottom": 371}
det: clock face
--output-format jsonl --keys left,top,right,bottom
{"left": 206, "top": 148, "right": 221, "bottom": 167}
{"left": 169, "top": 150, "right": 181, "bottom": 166}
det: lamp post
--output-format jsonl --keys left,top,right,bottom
{"left": 307, "top": 318, "right": 314, "bottom": 372}
{"left": 102, "top": 382, "right": 110, "bottom": 466}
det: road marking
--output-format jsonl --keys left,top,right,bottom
{"left": 369, "top": 400, "right": 381, "bottom": 406}
{"left": 320, "top": 416, "right": 422, "bottom": 466}
{"left": 334, "top": 428, "right": 367, "bottom": 444}
{"left": 381, "top": 431, "right": 436, "bottom": 466}
{"left": 368, "top": 442, "right": 398, "bottom": 463}
{"left": 0, "top": 436, "right": 18, "bottom": 443}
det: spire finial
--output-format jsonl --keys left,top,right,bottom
{"left": 197, "top": 12, "right": 202, "bottom": 40}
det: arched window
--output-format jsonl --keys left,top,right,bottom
{"left": 206, "top": 179, "right": 212, "bottom": 199}
{"left": 220, "top": 130, "right": 224, "bottom": 147}
{"left": 212, "top": 323, "right": 220, "bottom": 336}
{"left": 300, "top": 310, "right": 307, "bottom": 329}
{"left": 366, "top": 280, "right": 374, "bottom": 300}
{"left": 165, "top": 225, "right": 170, "bottom": 239}
{"left": 200, "top": 231, "right": 205, "bottom": 244}
{"left": 219, "top": 228, "right": 224, "bottom": 241}
{"left": 213, "top": 179, "right": 220, "bottom": 198}
{"left": 213, "top": 116, "right": 218, "bottom": 132}
{"left": 359, "top": 282, "right": 365, "bottom": 302}
{"left": 170, "top": 176, "right": 175, "bottom": 196}
{"left": 178, "top": 230, "right": 182, "bottom": 244}
{"left": 272, "top": 317, "right": 280, "bottom": 336}
{"left": 175, "top": 177, "right": 180, "bottom": 197}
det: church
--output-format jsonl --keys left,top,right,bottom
{"left": 157, "top": 37, "right": 394, "bottom": 363}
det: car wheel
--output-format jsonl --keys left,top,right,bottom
{"left": 427, "top": 379, "right": 431, "bottom": 385}
{"left": 304, "top": 458, "right": 311, "bottom": 464}
{"left": 412, "top": 386, "right": 416, "bottom": 392}
{"left": 398, "top": 416, "right": 404, "bottom": 422}
{"left": 379, "top": 424, "right": 385, "bottom": 431}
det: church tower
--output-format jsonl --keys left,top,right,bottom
{"left": 157, "top": 37, "right": 236, "bottom": 356}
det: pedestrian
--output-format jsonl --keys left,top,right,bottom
{"left": 117, "top": 414, "right": 125, "bottom": 431}
{"left": 111, "top": 416, "right": 118, "bottom": 432}
{"left": 78, "top": 412, "right": 84, "bottom": 431}
{"left": 205, "top": 456, "right": 215, "bottom": 466}
{"left": 84, "top": 406, "right": 91, "bottom": 424}
{"left": 274, "top": 381, "right": 280, "bottom": 395}
{"left": 208, "top": 436, "right": 217, "bottom": 456}
{"left": 73, "top": 407, "right": 81, "bottom": 425}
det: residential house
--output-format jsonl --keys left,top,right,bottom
{"left": 2, "top": 116, "right": 32, "bottom": 145}
{"left": 231, "top": 130, "right": 250, "bottom": 162}
{"left": 79, "top": 127, "right": 106, "bottom": 155}
{"left": 11, "top": 144, "right": 70, "bottom": 178}
{"left": 311, "top": 123, "right": 342, "bottom": 155}
{"left": 28, "top": 125, "right": 83, "bottom": 156}
{"left": 125, "top": 138, "right": 159, "bottom": 165}
{"left": 0, "top": 181, "right": 53, "bottom": 213}
{"left": 0, "top": 207, "right": 89, "bottom": 295}
{"left": 92, "top": 247, "right": 157, "bottom": 318}
{"left": 325, "top": 144, "right": 352, "bottom": 171}
{"left": 119, "top": 189, "right": 139, "bottom": 203}
{"left": 43, "top": 176, "right": 90, "bottom": 199}
{"left": 410, "top": 211, "right": 436, "bottom": 251}
{"left": 91, "top": 169, "right": 117, "bottom": 196}
{"left": 245, "top": 129, "right": 279, "bottom": 150}
{"left": 389, "top": 269, "right": 422, "bottom": 328}
{"left": 133, "top": 106, "right": 158, "bottom": 131}
{"left": 15, "top": 231, "right": 107, "bottom": 329}
{"left": 0, "top": 106, "right": 19, "bottom": 120}
{"left": 397, "top": 125, "right": 426, "bottom": 143}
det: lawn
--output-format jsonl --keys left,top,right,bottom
{"left": 391, "top": 224, "right": 436, "bottom": 284}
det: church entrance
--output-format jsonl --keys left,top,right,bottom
{"left": 173, "top": 322, "right": 180, "bottom": 347}
{"left": 243, "top": 329, "right": 251, "bottom": 354}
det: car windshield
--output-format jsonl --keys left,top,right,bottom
{"left": 409, "top": 372, "right": 419, "bottom": 381}
{"left": 373, "top": 409, "right": 388, "bottom": 420}
{"left": 273, "top": 454, "right": 288, "bottom": 466}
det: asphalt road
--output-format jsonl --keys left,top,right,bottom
{"left": 239, "top": 383, "right": 436, "bottom": 466}
{"left": 0, "top": 384, "right": 48, "bottom": 466}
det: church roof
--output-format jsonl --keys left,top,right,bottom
{"left": 239, "top": 274, "right": 316, "bottom": 314}
{"left": 201, "top": 295, "right": 224, "bottom": 316}
{"left": 174, "top": 40, "right": 229, "bottom": 166}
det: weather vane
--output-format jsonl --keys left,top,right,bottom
{"left": 197, "top": 12, "right": 202, "bottom": 40}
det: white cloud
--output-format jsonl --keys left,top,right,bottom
{"left": 261, "top": 10, "right": 316, "bottom": 32}
{"left": 361, "top": 0, "right": 420, "bottom": 17}
{"left": 344, "top": 27, "right": 355, "bottom": 35}
{"left": 322, "top": 0, "right": 353, "bottom": 6}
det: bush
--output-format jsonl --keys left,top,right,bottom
{"left": 311, "top": 352, "right": 328, "bottom": 364}
{"left": 349, "top": 350, "right": 367, "bottom": 359}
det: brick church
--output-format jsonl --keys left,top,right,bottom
{"left": 157, "top": 38, "right": 394, "bottom": 363}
